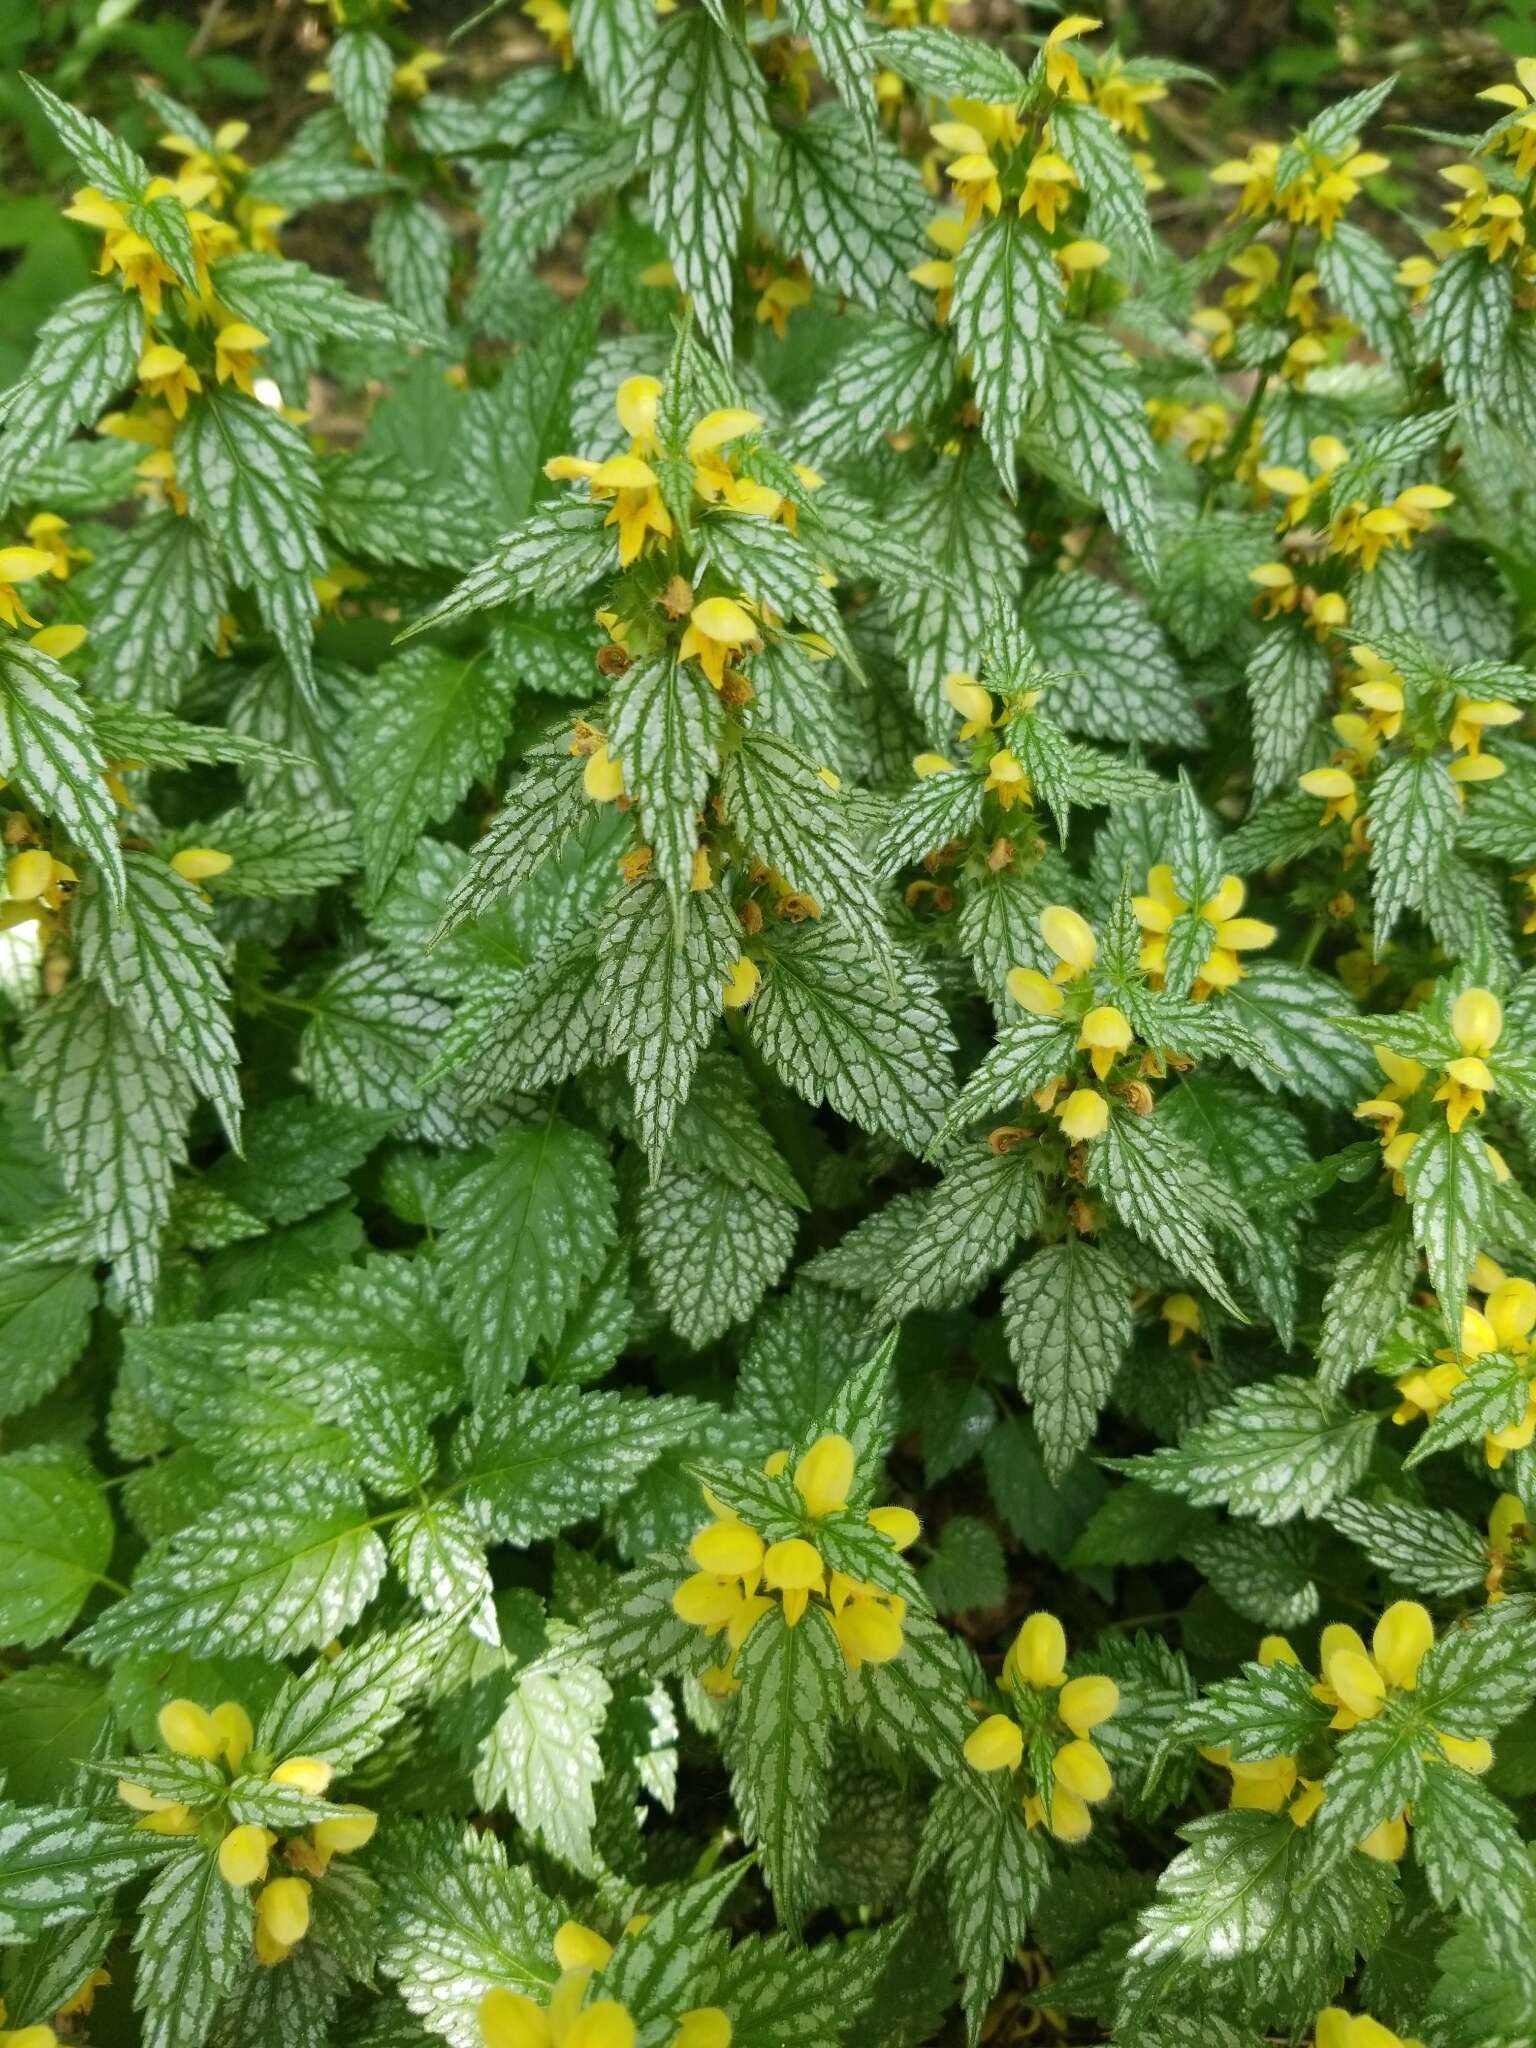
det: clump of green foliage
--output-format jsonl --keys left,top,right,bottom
{"left": 3, "top": 4, "right": 1536, "bottom": 2046}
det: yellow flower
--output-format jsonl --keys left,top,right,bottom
{"left": 170, "top": 846, "right": 234, "bottom": 882}
{"left": 1018, "top": 150, "right": 1079, "bottom": 234}
{"left": 1433, "top": 987, "right": 1502, "bottom": 1132}
{"left": 1298, "top": 764, "right": 1357, "bottom": 824}
{"left": 794, "top": 1432, "right": 855, "bottom": 1518}
{"left": 721, "top": 956, "right": 760, "bottom": 1009}
{"left": 679, "top": 596, "right": 759, "bottom": 690}
{"left": 1044, "top": 14, "right": 1100, "bottom": 99}
{"left": 137, "top": 344, "right": 203, "bottom": 421}
{"left": 1313, "top": 1602, "right": 1434, "bottom": 1730}
{"left": 1162, "top": 1293, "right": 1200, "bottom": 1344}
{"left": 1009, "top": 1611, "right": 1068, "bottom": 1688}
{"left": 158, "top": 1697, "right": 223, "bottom": 1759}
{"left": 218, "top": 1823, "right": 275, "bottom": 1887}
{"left": 868, "top": 1503, "right": 921, "bottom": 1549}
{"left": 524, "top": 0, "right": 575, "bottom": 67}
{"left": 1039, "top": 904, "right": 1097, "bottom": 981}
{"left": 0, "top": 547, "right": 56, "bottom": 630}
{"left": 945, "top": 670, "right": 993, "bottom": 737}
{"left": 1448, "top": 696, "right": 1520, "bottom": 758}
{"left": 983, "top": 747, "right": 1031, "bottom": 810}
{"left": 214, "top": 322, "right": 269, "bottom": 395}
{"left": 1077, "top": 1004, "right": 1131, "bottom": 1080}
{"left": 913, "top": 751, "right": 956, "bottom": 778}
{"left": 829, "top": 1580, "right": 905, "bottom": 1668}
{"left": 1315, "top": 2007, "right": 1423, "bottom": 2048}
{"left": 23, "top": 512, "right": 89, "bottom": 580}
{"left": 1057, "top": 1088, "right": 1108, "bottom": 1142}
{"left": 254, "top": 1877, "right": 311, "bottom": 1967}
{"left": 1006, "top": 966, "right": 1065, "bottom": 1017}
{"left": 763, "top": 1536, "right": 825, "bottom": 1626}
{"left": 756, "top": 271, "right": 813, "bottom": 338}
{"left": 269, "top": 1755, "right": 333, "bottom": 1795}
{"left": 394, "top": 47, "right": 446, "bottom": 98}
{"left": 582, "top": 744, "right": 624, "bottom": 804}
{"left": 964, "top": 1712, "right": 1024, "bottom": 1772}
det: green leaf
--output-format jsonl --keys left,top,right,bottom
{"left": 639, "top": 12, "right": 763, "bottom": 360}
{"left": 601, "top": 880, "right": 737, "bottom": 1172}
{"left": 369, "top": 197, "right": 454, "bottom": 336}
{"left": 869, "top": 1144, "right": 1039, "bottom": 1323}
{"left": 950, "top": 214, "right": 1062, "bottom": 492}
{"left": 133, "top": 1846, "right": 252, "bottom": 2048}
{"left": 1317, "top": 222, "right": 1413, "bottom": 371}
{"left": 1022, "top": 573, "right": 1202, "bottom": 749}
{"left": 297, "top": 952, "right": 463, "bottom": 1140}
{"left": 78, "top": 853, "right": 240, "bottom": 1144}
{"left": 0, "top": 288, "right": 145, "bottom": 512}
{"left": 1246, "top": 621, "right": 1332, "bottom": 800}
{"left": 19, "top": 981, "right": 192, "bottom": 1318}
{"left": 729, "top": 1605, "right": 843, "bottom": 1928}
{"left": 207, "top": 1098, "right": 389, "bottom": 1226}
{"left": 23, "top": 74, "right": 150, "bottom": 197}
{"left": 75, "top": 514, "right": 226, "bottom": 711}
{"left": 477, "top": 1660, "right": 611, "bottom": 1874}
{"left": 1050, "top": 100, "right": 1155, "bottom": 262}
{"left": 607, "top": 655, "right": 724, "bottom": 907}
{"left": 1221, "top": 961, "right": 1377, "bottom": 1107}
{"left": 1005, "top": 1237, "right": 1131, "bottom": 1480}
{"left": 668, "top": 1050, "right": 806, "bottom": 1210}
{"left": 452, "top": 1385, "right": 700, "bottom": 1544}
{"left": 1421, "top": 247, "right": 1512, "bottom": 406}
{"left": 637, "top": 1166, "right": 798, "bottom": 1346}
{"left": 1326, "top": 1496, "right": 1488, "bottom": 1596}
{"left": 1414, "top": 1762, "right": 1536, "bottom": 1980}
{"left": 760, "top": 110, "right": 927, "bottom": 318}
{"left": 1413, "top": 1610, "right": 1536, "bottom": 1738}
{"left": 1368, "top": 753, "right": 1460, "bottom": 943}
{"left": 870, "top": 769, "right": 985, "bottom": 877}
{"left": 348, "top": 647, "right": 514, "bottom": 903}
{"left": 331, "top": 28, "right": 395, "bottom": 162}
{"left": 1316, "top": 1212, "right": 1419, "bottom": 1393}
{"left": 750, "top": 924, "right": 955, "bottom": 1152}
{"left": 0, "top": 1457, "right": 113, "bottom": 1649}
{"left": 920, "top": 1514, "right": 1006, "bottom": 1614}
{"left": 1404, "top": 1115, "right": 1499, "bottom": 1343}
{"left": 396, "top": 506, "right": 613, "bottom": 644}
{"left": 0, "top": 1261, "right": 97, "bottom": 1423}
{"left": 440, "top": 757, "right": 591, "bottom": 934}
{"left": 569, "top": 0, "right": 655, "bottom": 115}
{"left": 936, "top": 1012, "right": 1076, "bottom": 1142}
{"left": 1176, "top": 1655, "right": 1332, "bottom": 1763}
{"left": 921, "top": 1775, "right": 1047, "bottom": 2044}
{"left": 212, "top": 250, "right": 430, "bottom": 350}
{"left": 0, "top": 1798, "right": 158, "bottom": 1944}
{"left": 0, "top": 639, "right": 125, "bottom": 908}
{"left": 790, "top": 316, "right": 953, "bottom": 465}
{"left": 1094, "top": 1111, "right": 1242, "bottom": 1315}
{"left": 0, "top": 1665, "right": 111, "bottom": 1804}
{"left": 702, "top": 516, "right": 862, "bottom": 675}
{"left": 1309, "top": 1714, "right": 1424, "bottom": 1873}
{"left": 75, "top": 1471, "right": 386, "bottom": 1662}
{"left": 1119, "top": 1811, "right": 1395, "bottom": 2031}
{"left": 321, "top": 454, "right": 499, "bottom": 571}
{"left": 867, "top": 25, "right": 1026, "bottom": 99}
{"left": 258, "top": 1616, "right": 451, "bottom": 1770}
{"left": 1029, "top": 328, "right": 1160, "bottom": 568}
{"left": 844, "top": 1603, "right": 976, "bottom": 1775}
{"left": 439, "top": 1114, "right": 617, "bottom": 1400}
{"left": 390, "top": 1503, "right": 496, "bottom": 1641}
{"left": 1112, "top": 1377, "right": 1377, "bottom": 1524}
{"left": 377, "top": 1823, "right": 560, "bottom": 2041}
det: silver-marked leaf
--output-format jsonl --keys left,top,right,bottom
{"left": 951, "top": 214, "right": 1062, "bottom": 493}
{"left": 331, "top": 29, "right": 395, "bottom": 163}
{"left": 759, "top": 110, "right": 927, "bottom": 317}
{"left": 1005, "top": 1238, "right": 1131, "bottom": 1479}
{"left": 0, "top": 639, "right": 124, "bottom": 907}
{"left": 607, "top": 654, "right": 724, "bottom": 905}
{"left": 0, "top": 288, "right": 146, "bottom": 512}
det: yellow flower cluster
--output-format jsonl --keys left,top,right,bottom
{"left": 910, "top": 20, "right": 1153, "bottom": 320}
{"left": 963, "top": 1611, "right": 1120, "bottom": 1842}
{"left": 117, "top": 1696, "right": 376, "bottom": 1969}
{"left": 1210, "top": 136, "right": 1387, "bottom": 240}
{"left": 1434, "top": 158, "right": 1528, "bottom": 267}
{"left": 0, "top": 511, "right": 91, "bottom": 660}
{"left": 912, "top": 671, "right": 1043, "bottom": 798}
{"left": 1006, "top": 904, "right": 1129, "bottom": 1143}
{"left": 1254, "top": 435, "right": 1453, "bottom": 577}
{"left": 1132, "top": 865, "right": 1276, "bottom": 996}
{"left": 1390, "top": 1255, "right": 1536, "bottom": 1470}
{"left": 1207, "top": 1614, "right": 1493, "bottom": 1862}
{"left": 1353, "top": 988, "right": 1507, "bottom": 1176}
{"left": 1297, "top": 645, "right": 1516, "bottom": 827}
{"left": 672, "top": 1433, "right": 920, "bottom": 1691}
{"left": 482, "top": 1919, "right": 730, "bottom": 2048}
{"left": 544, "top": 383, "right": 819, "bottom": 570}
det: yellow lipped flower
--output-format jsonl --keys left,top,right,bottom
{"left": 1433, "top": 987, "right": 1502, "bottom": 1132}
{"left": 983, "top": 747, "right": 1031, "bottom": 810}
{"left": 255, "top": 1877, "right": 311, "bottom": 1968}
{"left": 1044, "top": 15, "right": 1100, "bottom": 99}
{"left": 1314, "top": 2007, "right": 1423, "bottom": 2048}
{"left": 214, "top": 322, "right": 269, "bottom": 395}
{"left": 975, "top": 1612, "right": 1119, "bottom": 1842}
{"left": 1298, "top": 764, "right": 1358, "bottom": 825}
{"left": 1077, "top": 1004, "right": 1131, "bottom": 1079}
{"left": 1057, "top": 1088, "right": 1108, "bottom": 1142}
{"left": 137, "top": 344, "right": 203, "bottom": 421}
{"left": 794, "top": 1432, "right": 855, "bottom": 1518}
{"left": 1018, "top": 150, "right": 1080, "bottom": 234}
{"left": 678, "top": 596, "right": 759, "bottom": 690}
{"left": 1007, "top": 966, "right": 1065, "bottom": 1017}
{"left": 524, "top": 0, "right": 575, "bottom": 67}
{"left": 1039, "top": 904, "right": 1097, "bottom": 980}
{"left": 0, "top": 548, "right": 57, "bottom": 631}
{"left": 721, "top": 956, "right": 761, "bottom": 1009}
{"left": 24, "top": 512, "right": 89, "bottom": 580}
{"left": 945, "top": 670, "right": 994, "bottom": 737}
